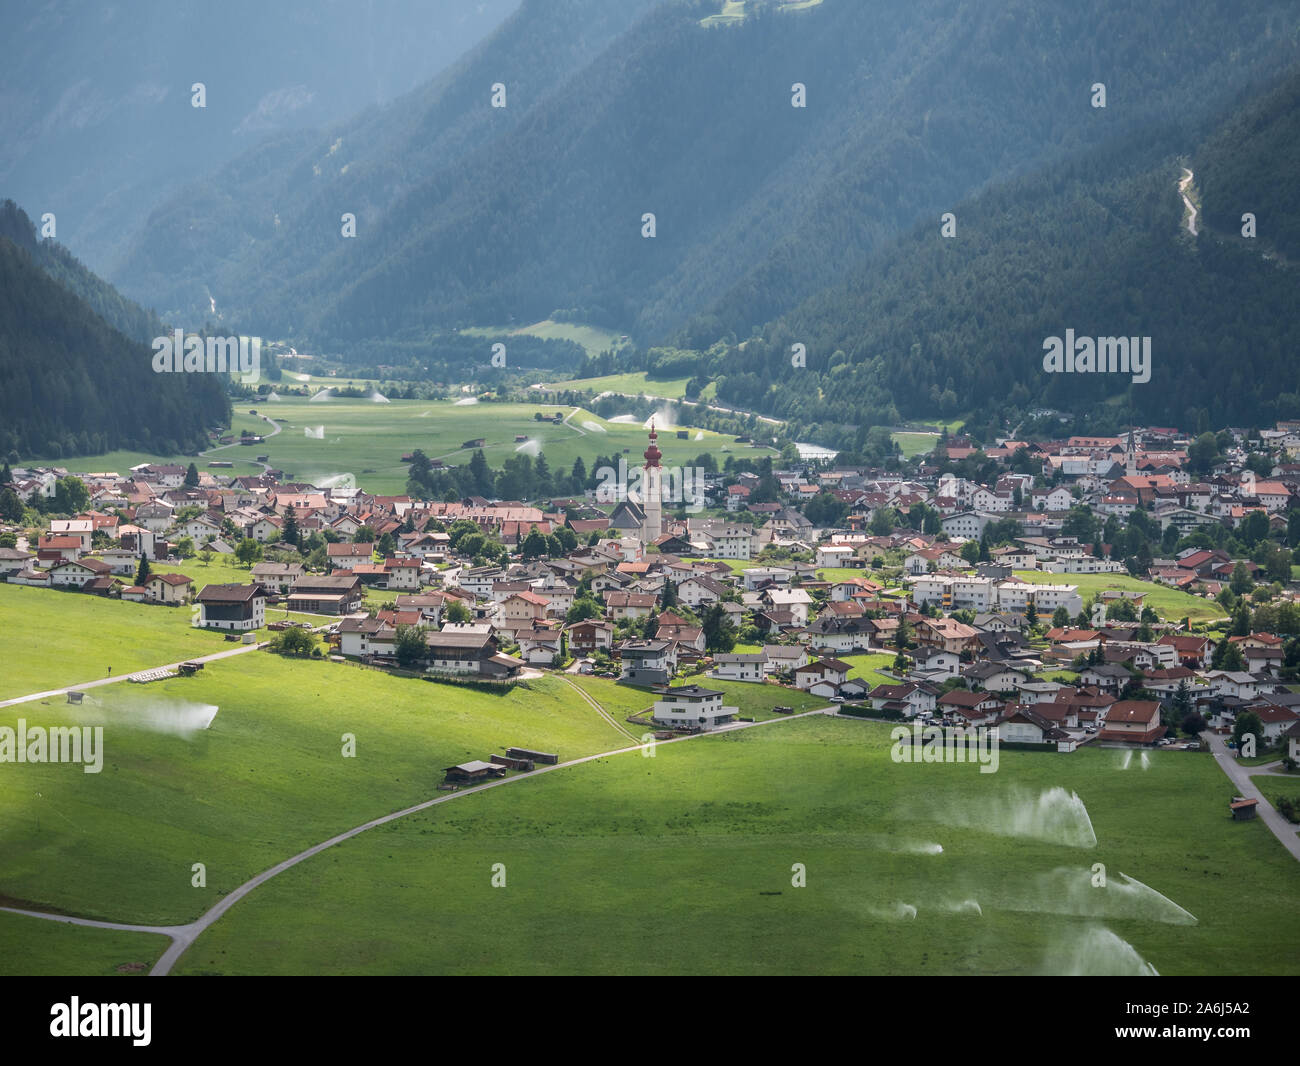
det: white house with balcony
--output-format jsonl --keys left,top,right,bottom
{"left": 651, "top": 685, "right": 738, "bottom": 731}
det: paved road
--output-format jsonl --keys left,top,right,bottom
{"left": 0, "top": 642, "right": 267, "bottom": 709}
{"left": 1, "top": 707, "right": 827, "bottom": 974}
{"left": 198, "top": 412, "right": 282, "bottom": 474}
{"left": 1204, "top": 732, "right": 1300, "bottom": 862}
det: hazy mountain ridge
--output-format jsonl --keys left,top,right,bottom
{"left": 109, "top": 0, "right": 1300, "bottom": 364}
{"left": 0, "top": 0, "right": 519, "bottom": 275}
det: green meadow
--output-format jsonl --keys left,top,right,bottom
{"left": 23, "top": 397, "right": 745, "bottom": 496}
{"left": 0, "top": 584, "right": 230, "bottom": 700}
{"left": 0, "top": 910, "right": 166, "bottom": 977}
{"left": 841, "top": 652, "right": 896, "bottom": 687}
{"left": 1012, "top": 570, "right": 1227, "bottom": 624}
{"left": 224, "top": 397, "right": 739, "bottom": 495}
{"left": 172, "top": 716, "right": 1300, "bottom": 976}
{"left": 0, "top": 660, "right": 633, "bottom": 929}
{"left": 537, "top": 371, "right": 718, "bottom": 403}
{"left": 461, "top": 318, "right": 627, "bottom": 358}
{"left": 0, "top": 582, "right": 322, "bottom": 701}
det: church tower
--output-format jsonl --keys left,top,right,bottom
{"left": 1125, "top": 429, "right": 1137, "bottom": 477}
{"left": 641, "top": 422, "right": 663, "bottom": 543}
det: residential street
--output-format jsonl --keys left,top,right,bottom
{"left": 1204, "top": 732, "right": 1300, "bottom": 862}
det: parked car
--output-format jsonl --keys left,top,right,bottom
{"left": 828, "top": 696, "right": 845, "bottom": 703}
{"left": 1185, "top": 742, "right": 1201, "bottom": 751}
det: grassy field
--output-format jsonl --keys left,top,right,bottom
{"left": 461, "top": 319, "right": 627, "bottom": 358}
{"left": 23, "top": 398, "right": 745, "bottom": 496}
{"left": 840, "top": 652, "right": 897, "bottom": 688}
{"left": 0, "top": 582, "right": 327, "bottom": 701}
{"left": 1251, "top": 777, "right": 1300, "bottom": 815}
{"left": 538, "top": 371, "right": 717, "bottom": 403}
{"left": 0, "top": 659, "right": 635, "bottom": 929}
{"left": 170, "top": 716, "right": 1300, "bottom": 975}
{"left": 1012, "top": 570, "right": 1227, "bottom": 624}
{"left": 0, "top": 910, "right": 166, "bottom": 976}
{"left": 893, "top": 432, "right": 939, "bottom": 458}
{"left": 0, "top": 584, "right": 239, "bottom": 700}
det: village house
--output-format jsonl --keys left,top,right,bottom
{"left": 619, "top": 639, "right": 677, "bottom": 685}
{"left": 516, "top": 629, "right": 563, "bottom": 666}
{"left": 336, "top": 617, "right": 398, "bottom": 659}
{"left": 250, "top": 562, "right": 305, "bottom": 594}
{"left": 47, "top": 557, "right": 113, "bottom": 588}
{"left": 805, "top": 615, "right": 875, "bottom": 654}
{"left": 378, "top": 558, "right": 422, "bottom": 590}
{"left": 394, "top": 592, "right": 447, "bottom": 626}
{"left": 909, "top": 646, "right": 962, "bottom": 680}
{"left": 998, "top": 706, "right": 1076, "bottom": 750}
{"left": 938, "top": 688, "right": 1004, "bottom": 725}
{"left": 605, "top": 591, "right": 658, "bottom": 621}
{"left": 0, "top": 547, "right": 37, "bottom": 577}
{"left": 762, "top": 644, "right": 810, "bottom": 676}
{"left": 287, "top": 574, "right": 363, "bottom": 615}
{"left": 49, "top": 519, "right": 94, "bottom": 552}
{"left": 868, "top": 681, "right": 938, "bottom": 718}
{"left": 144, "top": 572, "right": 194, "bottom": 604}
{"left": 709, "top": 652, "right": 767, "bottom": 683}
{"left": 794, "top": 657, "right": 852, "bottom": 697}
{"left": 566, "top": 618, "right": 614, "bottom": 655}
{"left": 424, "top": 630, "right": 522, "bottom": 678}
{"left": 676, "top": 574, "right": 727, "bottom": 608}
{"left": 327, "top": 542, "right": 374, "bottom": 570}
{"left": 196, "top": 583, "right": 267, "bottom": 631}
{"left": 500, "top": 590, "right": 551, "bottom": 626}
{"left": 651, "top": 685, "right": 738, "bottom": 732}
{"left": 37, "top": 535, "right": 83, "bottom": 565}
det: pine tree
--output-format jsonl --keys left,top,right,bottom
{"left": 184, "top": 462, "right": 200, "bottom": 487}
{"left": 282, "top": 508, "right": 300, "bottom": 548}
{"left": 134, "top": 554, "right": 151, "bottom": 586}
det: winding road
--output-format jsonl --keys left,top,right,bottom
{"left": 199, "top": 411, "right": 282, "bottom": 475}
{"left": 1, "top": 689, "right": 828, "bottom": 974}
{"left": 1204, "top": 732, "right": 1300, "bottom": 862}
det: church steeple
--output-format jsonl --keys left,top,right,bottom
{"left": 644, "top": 421, "right": 662, "bottom": 468}
{"left": 641, "top": 422, "right": 663, "bottom": 542}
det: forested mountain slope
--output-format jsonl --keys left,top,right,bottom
{"left": 0, "top": 204, "right": 229, "bottom": 459}
{"left": 697, "top": 68, "right": 1300, "bottom": 450}
{"left": 111, "top": 0, "right": 1300, "bottom": 363}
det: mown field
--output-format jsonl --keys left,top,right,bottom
{"left": 0, "top": 582, "right": 321, "bottom": 700}
{"left": 230, "top": 398, "right": 739, "bottom": 496}
{"left": 536, "top": 371, "right": 717, "bottom": 403}
{"left": 460, "top": 318, "right": 627, "bottom": 358}
{"left": 170, "top": 716, "right": 1300, "bottom": 976}
{"left": 0, "top": 660, "right": 636, "bottom": 936}
{"left": 840, "top": 652, "right": 897, "bottom": 687}
{"left": 1012, "top": 570, "right": 1227, "bottom": 624}
{"left": 22, "top": 397, "right": 745, "bottom": 496}
{"left": 0, "top": 910, "right": 166, "bottom": 977}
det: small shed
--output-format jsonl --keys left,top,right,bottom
{"left": 1230, "top": 797, "right": 1259, "bottom": 821}
{"left": 443, "top": 761, "right": 508, "bottom": 785}
{"left": 506, "top": 747, "right": 558, "bottom": 765}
